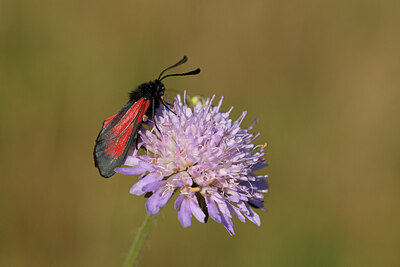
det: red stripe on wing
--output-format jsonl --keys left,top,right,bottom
{"left": 111, "top": 98, "right": 148, "bottom": 135}
{"left": 103, "top": 114, "right": 117, "bottom": 128}
{"left": 105, "top": 125, "right": 133, "bottom": 157}
{"left": 104, "top": 98, "right": 150, "bottom": 158}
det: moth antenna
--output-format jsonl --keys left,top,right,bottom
{"left": 158, "top": 56, "right": 188, "bottom": 80}
{"left": 159, "top": 68, "right": 200, "bottom": 81}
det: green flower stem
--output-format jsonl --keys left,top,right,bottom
{"left": 122, "top": 212, "right": 160, "bottom": 267}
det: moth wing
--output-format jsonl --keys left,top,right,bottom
{"left": 94, "top": 98, "right": 150, "bottom": 178}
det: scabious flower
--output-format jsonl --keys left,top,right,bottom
{"left": 115, "top": 92, "right": 268, "bottom": 235}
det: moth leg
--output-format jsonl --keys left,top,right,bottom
{"left": 161, "top": 95, "right": 173, "bottom": 106}
{"left": 160, "top": 96, "right": 176, "bottom": 115}
{"left": 135, "top": 133, "right": 140, "bottom": 150}
{"left": 152, "top": 98, "right": 161, "bottom": 133}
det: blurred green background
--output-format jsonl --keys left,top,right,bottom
{"left": 1, "top": 0, "right": 399, "bottom": 266}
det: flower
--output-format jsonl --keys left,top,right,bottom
{"left": 115, "top": 92, "right": 268, "bottom": 235}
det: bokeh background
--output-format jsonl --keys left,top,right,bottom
{"left": 1, "top": 0, "right": 399, "bottom": 266}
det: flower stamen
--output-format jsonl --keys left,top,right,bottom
{"left": 180, "top": 184, "right": 189, "bottom": 191}
{"left": 183, "top": 161, "right": 193, "bottom": 168}
{"left": 207, "top": 179, "right": 216, "bottom": 186}
{"left": 189, "top": 187, "right": 201, "bottom": 192}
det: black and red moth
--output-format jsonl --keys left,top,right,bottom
{"left": 94, "top": 56, "right": 200, "bottom": 178}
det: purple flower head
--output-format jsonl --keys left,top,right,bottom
{"left": 115, "top": 92, "right": 268, "bottom": 235}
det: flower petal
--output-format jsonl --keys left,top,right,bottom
{"left": 174, "top": 195, "right": 184, "bottom": 210}
{"left": 145, "top": 186, "right": 173, "bottom": 215}
{"left": 177, "top": 198, "right": 192, "bottom": 228}
{"left": 115, "top": 166, "right": 146, "bottom": 175}
{"left": 143, "top": 181, "right": 164, "bottom": 192}
{"left": 190, "top": 198, "right": 206, "bottom": 223}
{"left": 237, "top": 201, "right": 261, "bottom": 226}
{"left": 129, "top": 172, "right": 162, "bottom": 196}
{"left": 220, "top": 212, "right": 235, "bottom": 235}
{"left": 227, "top": 203, "right": 246, "bottom": 223}
{"left": 122, "top": 155, "right": 140, "bottom": 166}
{"left": 247, "top": 199, "right": 266, "bottom": 210}
{"left": 205, "top": 195, "right": 221, "bottom": 223}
